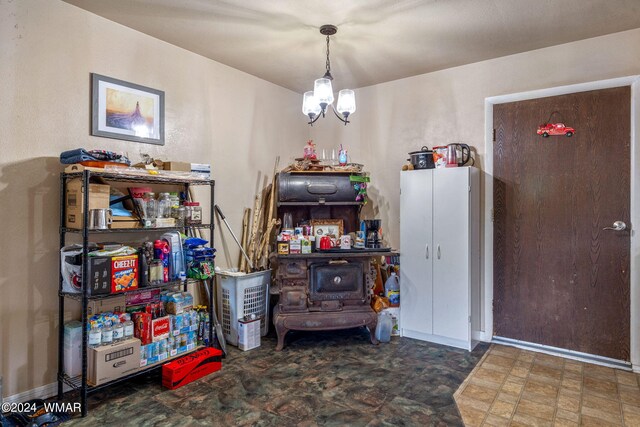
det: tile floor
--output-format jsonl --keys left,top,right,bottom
{"left": 454, "top": 345, "right": 640, "bottom": 426}
{"left": 64, "top": 328, "right": 488, "bottom": 426}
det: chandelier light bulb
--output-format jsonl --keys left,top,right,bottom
{"left": 336, "top": 89, "right": 356, "bottom": 116}
{"left": 313, "top": 78, "right": 334, "bottom": 109}
{"left": 302, "top": 91, "right": 321, "bottom": 117}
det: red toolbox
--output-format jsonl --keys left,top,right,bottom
{"left": 162, "top": 348, "right": 222, "bottom": 390}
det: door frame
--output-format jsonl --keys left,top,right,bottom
{"left": 482, "top": 76, "right": 640, "bottom": 369}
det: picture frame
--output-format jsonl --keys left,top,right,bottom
{"left": 310, "top": 219, "right": 344, "bottom": 238}
{"left": 91, "top": 73, "right": 165, "bottom": 145}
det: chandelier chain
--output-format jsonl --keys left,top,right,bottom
{"left": 325, "top": 35, "right": 331, "bottom": 74}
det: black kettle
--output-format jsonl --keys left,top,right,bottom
{"left": 408, "top": 146, "right": 435, "bottom": 169}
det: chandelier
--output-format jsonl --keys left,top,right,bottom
{"left": 302, "top": 25, "right": 356, "bottom": 126}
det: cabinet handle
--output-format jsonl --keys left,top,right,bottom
{"left": 425, "top": 244, "right": 429, "bottom": 259}
{"left": 437, "top": 244, "right": 441, "bottom": 259}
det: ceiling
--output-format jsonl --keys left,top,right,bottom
{"left": 63, "top": 0, "right": 640, "bottom": 93}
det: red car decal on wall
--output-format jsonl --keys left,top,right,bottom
{"left": 537, "top": 123, "right": 575, "bottom": 137}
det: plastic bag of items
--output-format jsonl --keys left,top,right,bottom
{"left": 60, "top": 244, "right": 98, "bottom": 293}
{"left": 183, "top": 237, "right": 216, "bottom": 280}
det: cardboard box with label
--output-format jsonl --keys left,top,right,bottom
{"left": 65, "top": 178, "right": 110, "bottom": 229}
{"left": 151, "top": 316, "right": 171, "bottom": 342}
{"left": 88, "top": 338, "right": 141, "bottom": 386}
{"left": 238, "top": 318, "right": 261, "bottom": 351}
{"left": 88, "top": 255, "right": 139, "bottom": 296}
{"left": 87, "top": 294, "right": 126, "bottom": 316}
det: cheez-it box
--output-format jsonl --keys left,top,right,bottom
{"left": 88, "top": 254, "right": 139, "bottom": 295}
{"left": 162, "top": 348, "right": 222, "bottom": 390}
{"left": 111, "top": 255, "right": 138, "bottom": 293}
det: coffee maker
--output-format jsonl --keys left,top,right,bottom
{"left": 363, "top": 219, "right": 382, "bottom": 249}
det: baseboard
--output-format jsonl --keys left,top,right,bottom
{"left": 402, "top": 328, "right": 472, "bottom": 351}
{"left": 4, "top": 381, "right": 70, "bottom": 404}
{"left": 492, "top": 336, "right": 633, "bottom": 371}
{"left": 476, "top": 331, "right": 493, "bottom": 343}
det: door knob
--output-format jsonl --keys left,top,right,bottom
{"left": 603, "top": 220, "right": 627, "bottom": 231}
{"left": 425, "top": 244, "right": 429, "bottom": 260}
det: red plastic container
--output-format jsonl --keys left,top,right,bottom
{"left": 162, "top": 348, "right": 222, "bottom": 390}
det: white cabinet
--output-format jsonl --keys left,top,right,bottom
{"left": 400, "top": 167, "right": 480, "bottom": 350}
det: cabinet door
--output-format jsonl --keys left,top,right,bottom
{"left": 432, "top": 168, "right": 470, "bottom": 343}
{"left": 400, "top": 170, "right": 433, "bottom": 335}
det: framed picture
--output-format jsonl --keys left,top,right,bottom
{"left": 310, "top": 219, "right": 344, "bottom": 238}
{"left": 91, "top": 73, "right": 165, "bottom": 145}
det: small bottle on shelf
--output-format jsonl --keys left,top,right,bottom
{"left": 112, "top": 322, "right": 124, "bottom": 342}
{"left": 157, "top": 193, "right": 172, "bottom": 218}
{"left": 88, "top": 326, "right": 102, "bottom": 348}
{"left": 101, "top": 325, "right": 113, "bottom": 345}
{"left": 123, "top": 319, "right": 134, "bottom": 339}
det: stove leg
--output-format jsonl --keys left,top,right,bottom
{"left": 274, "top": 316, "right": 288, "bottom": 351}
{"left": 367, "top": 320, "right": 379, "bottom": 345}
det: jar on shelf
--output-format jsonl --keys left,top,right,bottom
{"left": 149, "top": 260, "right": 163, "bottom": 284}
{"left": 173, "top": 206, "right": 187, "bottom": 227}
{"left": 184, "top": 202, "right": 202, "bottom": 225}
{"left": 157, "top": 193, "right": 172, "bottom": 218}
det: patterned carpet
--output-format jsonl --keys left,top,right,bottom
{"left": 64, "top": 328, "right": 488, "bottom": 426}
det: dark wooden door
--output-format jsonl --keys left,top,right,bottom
{"left": 493, "top": 87, "right": 631, "bottom": 360}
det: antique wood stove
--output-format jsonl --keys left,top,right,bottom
{"left": 272, "top": 171, "right": 392, "bottom": 350}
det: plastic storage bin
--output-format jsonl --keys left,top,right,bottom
{"left": 215, "top": 270, "right": 270, "bottom": 346}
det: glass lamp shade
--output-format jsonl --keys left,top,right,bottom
{"left": 313, "top": 78, "right": 334, "bottom": 106}
{"left": 302, "top": 91, "right": 321, "bottom": 116}
{"left": 336, "top": 89, "right": 356, "bottom": 115}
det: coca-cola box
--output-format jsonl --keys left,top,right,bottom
{"left": 88, "top": 254, "right": 139, "bottom": 295}
{"left": 151, "top": 316, "right": 171, "bottom": 342}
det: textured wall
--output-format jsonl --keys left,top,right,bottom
{"left": 312, "top": 29, "right": 640, "bottom": 251}
{"left": 0, "top": 0, "right": 306, "bottom": 397}
{"left": 310, "top": 28, "right": 640, "bottom": 351}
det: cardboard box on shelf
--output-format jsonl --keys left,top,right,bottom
{"left": 88, "top": 338, "right": 141, "bottom": 386}
{"left": 112, "top": 216, "right": 141, "bottom": 229}
{"left": 87, "top": 295, "right": 126, "bottom": 316}
{"left": 151, "top": 316, "right": 171, "bottom": 342}
{"left": 133, "top": 312, "right": 152, "bottom": 345}
{"left": 63, "top": 321, "right": 83, "bottom": 377}
{"left": 65, "top": 178, "right": 110, "bottom": 229}
{"left": 163, "top": 161, "right": 191, "bottom": 172}
{"left": 88, "top": 255, "right": 139, "bottom": 295}
{"left": 162, "top": 347, "right": 222, "bottom": 390}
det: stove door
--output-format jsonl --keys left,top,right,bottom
{"left": 310, "top": 261, "right": 364, "bottom": 301}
